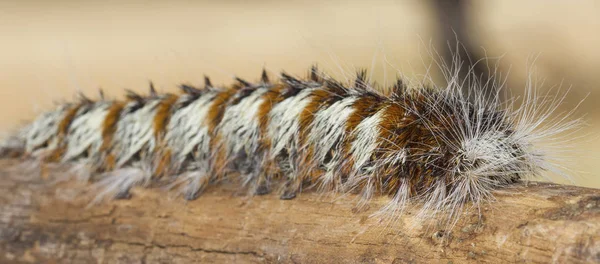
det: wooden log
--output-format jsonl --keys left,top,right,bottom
{"left": 0, "top": 159, "right": 598, "bottom": 263}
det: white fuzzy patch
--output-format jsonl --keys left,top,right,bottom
{"left": 90, "top": 166, "right": 151, "bottom": 205}
{"left": 62, "top": 102, "right": 112, "bottom": 162}
{"left": 350, "top": 107, "right": 386, "bottom": 172}
{"left": 218, "top": 88, "right": 269, "bottom": 158}
{"left": 25, "top": 104, "right": 70, "bottom": 156}
{"left": 307, "top": 96, "right": 357, "bottom": 165}
{"left": 167, "top": 160, "right": 211, "bottom": 200}
{"left": 267, "top": 88, "right": 314, "bottom": 159}
{"left": 371, "top": 178, "right": 411, "bottom": 225}
{"left": 305, "top": 96, "right": 357, "bottom": 190}
{"left": 165, "top": 92, "right": 217, "bottom": 170}
{"left": 112, "top": 98, "right": 163, "bottom": 168}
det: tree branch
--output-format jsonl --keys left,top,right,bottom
{"left": 0, "top": 159, "right": 598, "bottom": 263}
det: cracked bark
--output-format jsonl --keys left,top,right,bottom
{"left": 0, "top": 159, "right": 599, "bottom": 263}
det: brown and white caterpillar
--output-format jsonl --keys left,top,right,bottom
{"left": 0, "top": 62, "right": 581, "bottom": 227}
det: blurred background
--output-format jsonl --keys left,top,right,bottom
{"left": 0, "top": 0, "right": 598, "bottom": 187}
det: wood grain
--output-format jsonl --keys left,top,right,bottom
{"left": 0, "top": 159, "right": 598, "bottom": 263}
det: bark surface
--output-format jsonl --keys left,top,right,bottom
{"left": 0, "top": 159, "right": 598, "bottom": 263}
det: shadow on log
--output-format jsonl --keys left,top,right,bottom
{"left": 0, "top": 159, "right": 598, "bottom": 263}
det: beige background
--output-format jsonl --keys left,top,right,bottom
{"left": 0, "top": 0, "right": 598, "bottom": 187}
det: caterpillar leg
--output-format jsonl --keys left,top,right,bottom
{"left": 280, "top": 188, "right": 298, "bottom": 200}
{"left": 280, "top": 179, "right": 300, "bottom": 200}
{"left": 252, "top": 155, "right": 273, "bottom": 196}
{"left": 90, "top": 167, "right": 151, "bottom": 204}
{"left": 168, "top": 163, "right": 211, "bottom": 201}
{"left": 232, "top": 151, "right": 274, "bottom": 196}
{"left": 114, "top": 189, "right": 132, "bottom": 200}
{"left": 254, "top": 178, "right": 271, "bottom": 195}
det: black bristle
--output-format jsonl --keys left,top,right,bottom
{"left": 281, "top": 72, "right": 303, "bottom": 87}
{"left": 354, "top": 69, "right": 368, "bottom": 90}
{"left": 77, "top": 91, "right": 93, "bottom": 104}
{"left": 98, "top": 88, "right": 105, "bottom": 100}
{"left": 204, "top": 75, "right": 213, "bottom": 88}
{"left": 325, "top": 78, "right": 345, "bottom": 91}
{"left": 261, "top": 69, "right": 270, "bottom": 84}
{"left": 149, "top": 82, "right": 157, "bottom": 97}
{"left": 392, "top": 77, "right": 407, "bottom": 97}
{"left": 229, "top": 87, "right": 258, "bottom": 105}
{"left": 309, "top": 65, "right": 320, "bottom": 82}
{"left": 235, "top": 77, "right": 252, "bottom": 88}
{"left": 179, "top": 84, "right": 203, "bottom": 95}
{"left": 280, "top": 72, "right": 307, "bottom": 97}
{"left": 125, "top": 89, "right": 144, "bottom": 102}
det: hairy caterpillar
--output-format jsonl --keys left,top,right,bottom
{"left": 0, "top": 61, "right": 580, "bottom": 228}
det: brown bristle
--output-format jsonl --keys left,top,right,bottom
{"left": 100, "top": 101, "right": 125, "bottom": 152}
{"left": 207, "top": 89, "right": 238, "bottom": 176}
{"left": 104, "top": 153, "right": 116, "bottom": 171}
{"left": 206, "top": 89, "right": 237, "bottom": 133}
{"left": 153, "top": 148, "right": 171, "bottom": 178}
{"left": 336, "top": 94, "right": 387, "bottom": 177}
{"left": 257, "top": 85, "right": 285, "bottom": 137}
{"left": 153, "top": 94, "right": 179, "bottom": 138}
{"left": 45, "top": 104, "right": 84, "bottom": 162}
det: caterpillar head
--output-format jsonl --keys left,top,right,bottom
{"left": 453, "top": 106, "right": 528, "bottom": 188}
{"left": 397, "top": 93, "right": 541, "bottom": 221}
{"left": 413, "top": 82, "right": 581, "bottom": 219}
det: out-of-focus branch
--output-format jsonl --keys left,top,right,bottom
{"left": 430, "top": 0, "right": 499, "bottom": 102}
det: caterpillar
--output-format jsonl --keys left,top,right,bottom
{"left": 0, "top": 62, "right": 581, "bottom": 228}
